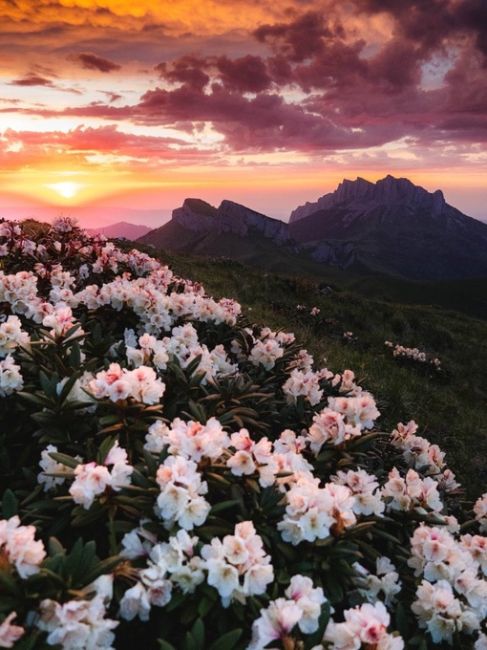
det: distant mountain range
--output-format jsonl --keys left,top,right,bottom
{"left": 87, "top": 221, "right": 152, "bottom": 240}
{"left": 138, "top": 175, "right": 487, "bottom": 281}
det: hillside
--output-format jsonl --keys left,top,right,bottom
{"left": 138, "top": 244, "right": 487, "bottom": 496}
{"left": 1, "top": 219, "right": 486, "bottom": 649}
{"left": 140, "top": 176, "right": 487, "bottom": 281}
{"left": 87, "top": 221, "right": 152, "bottom": 240}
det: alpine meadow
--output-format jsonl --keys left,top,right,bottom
{"left": 1, "top": 0, "right": 487, "bottom": 649}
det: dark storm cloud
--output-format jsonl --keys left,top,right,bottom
{"left": 75, "top": 52, "right": 121, "bottom": 72}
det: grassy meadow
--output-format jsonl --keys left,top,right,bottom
{"left": 149, "top": 248, "right": 487, "bottom": 497}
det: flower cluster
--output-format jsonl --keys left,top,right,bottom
{"left": 0, "top": 218, "right": 485, "bottom": 649}
{"left": 278, "top": 478, "right": 357, "bottom": 545}
{"left": 0, "top": 315, "right": 30, "bottom": 358}
{"left": 385, "top": 340, "right": 441, "bottom": 370}
{"left": 409, "top": 525, "right": 487, "bottom": 643}
{"left": 155, "top": 456, "right": 210, "bottom": 530}
{"left": 381, "top": 467, "right": 443, "bottom": 513}
{"left": 88, "top": 363, "right": 165, "bottom": 405}
{"left": 317, "top": 601, "right": 404, "bottom": 649}
{"left": 0, "top": 355, "right": 23, "bottom": 396}
{"left": 0, "top": 516, "right": 45, "bottom": 579}
{"left": 249, "top": 575, "right": 327, "bottom": 649}
{"left": 201, "top": 521, "right": 274, "bottom": 606}
{"left": 37, "top": 596, "right": 118, "bottom": 649}
{"left": 69, "top": 442, "right": 134, "bottom": 509}
{"left": 120, "top": 530, "right": 204, "bottom": 621}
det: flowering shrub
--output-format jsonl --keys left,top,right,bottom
{"left": 385, "top": 340, "right": 442, "bottom": 372}
{"left": 0, "top": 217, "right": 485, "bottom": 649}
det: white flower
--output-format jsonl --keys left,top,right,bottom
{"left": 0, "top": 516, "right": 45, "bottom": 579}
{"left": 323, "top": 601, "right": 404, "bottom": 650}
{"left": 201, "top": 522, "right": 273, "bottom": 606}
{"left": 285, "top": 574, "right": 327, "bottom": 633}
{"left": 411, "top": 579, "right": 479, "bottom": 644}
{"left": 249, "top": 598, "right": 302, "bottom": 650}
{"left": 278, "top": 478, "right": 356, "bottom": 545}
{"left": 155, "top": 456, "right": 210, "bottom": 530}
{"left": 38, "top": 445, "right": 68, "bottom": 491}
{"left": 37, "top": 596, "right": 118, "bottom": 649}
{"left": 0, "top": 355, "right": 23, "bottom": 397}
{"left": 119, "top": 583, "right": 151, "bottom": 622}
{"left": 69, "top": 445, "right": 133, "bottom": 509}
{"left": 0, "top": 612, "right": 24, "bottom": 648}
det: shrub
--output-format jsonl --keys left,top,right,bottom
{"left": 0, "top": 217, "right": 485, "bottom": 649}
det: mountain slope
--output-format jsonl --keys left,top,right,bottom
{"left": 140, "top": 176, "right": 487, "bottom": 281}
{"left": 138, "top": 198, "right": 300, "bottom": 270}
{"left": 87, "top": 221, "right": 152, "bottom": 240}
{"left": 288, "top": 175, "right": 487, "bottom": 280}
{"left": 135, "top": 243, "right": 487, "bottom": 496}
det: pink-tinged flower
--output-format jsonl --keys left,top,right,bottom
{"left": 0, "top": 516, "right": 45, "bottom": 579}
{"left": 249, "top": 598, "right": 302, "bottom": 650}
{"left": 0, "top": 612, "right": 24, "bottom": 648}
{"left": 69, "top": 463, "right": 111, "bottom": 509}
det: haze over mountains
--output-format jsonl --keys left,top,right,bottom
{"left": 138, "top": 176, "right": 487, "bottom": 281}
{"left": 87, "top": 221, "right": 152, "bottom": 240}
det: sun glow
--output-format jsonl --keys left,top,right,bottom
{"left": 47, "top": 182, "right": 82, "bottom": 199}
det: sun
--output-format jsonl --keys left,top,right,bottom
{"left": 47, "top": 181, "right": 83, "bottom": 199}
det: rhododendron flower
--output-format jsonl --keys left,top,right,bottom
{"left": 0, "top": 355, "right": 23, "bottom": 396}
{"left": 37, "top": 596, "right": 118, "bottom": 648}
{"left": 249, "top": 597, "right": 303, "bottom": 649}
{"left": 333, "top": 469, "right": 385, "bottom": 516}
{"left": 201, "top": 521, "right": 274, "bottom": 606}
{"left": 382, "top": 468, "right": 443, "bottom": 513}
{"left": 474, "top": 494, "right": 487, "bottom": 533}
{"left": 38, "top": 444, "right": 69, "bottom": 491}
{"left": 0, "top": 516, "right": 45, "bottom": 579}
{"left": 353, "top": 556, "right": 402, "bottom": 607}
{"left": 411, "top": 579, "right": 480, "bottom": 644}
{"left": 164, "top": 417, "right": 230, "bottom": 462}
{"left": 155, "top": 456, "right": 210, "bottom": 530}
{"left": 69, "top": 442, "right": 134, "bottom": 509}
{"left": 320, "top": 601, "right": 404, "bottom": 649}
{"left": 278, "top": 478, "right": 356, "bottom": 545}
{"left": 0, "top": 613, "right": 24, "bottom": 648}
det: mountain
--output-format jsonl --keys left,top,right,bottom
{"left": 288, "top": 175, "right": 487, "bottom": 280}
{"left": 87, "top": 221, "right": 152, "bottom": 240}
{"left": 137, "top": 198, "right": 303, "bottom": 271}
{"left": 140, "top": 176, "right": 487, "bottom": 281}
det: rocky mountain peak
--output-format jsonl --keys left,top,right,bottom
{"left": 289, "top": 175, "right": 447, "bottom": 223}
{"left": 171, "top": 197, "right": 291, "bottom": 243}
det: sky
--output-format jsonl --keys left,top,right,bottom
{"left": 0, "top": 0, "right": 486, "bottom": 227}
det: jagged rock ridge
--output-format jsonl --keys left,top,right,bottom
{"left": 290, "top": 175, "right": 448, "bottom": 223}
{"left": 172, "top": 198, "right": 291, "bottom": 243}
{"left": 139, "top": 176, "right": 487, "bottom": 281}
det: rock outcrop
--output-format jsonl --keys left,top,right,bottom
{"left": 139, "top": 176, "right": 487, "bottom": 281}
{"left": 172, "top": 198, "right": 292, "bottom": 243}
{"left": 290, "top": 175, "right": 448, "bottom": 224}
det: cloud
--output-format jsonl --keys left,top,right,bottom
{"left": 1, "top": 0, "right": 487, "bottom": 187}
{"left": 74, "top": 52, "right": 121, "bottom": 72}
{"left": 9, "top": 74, "right": 56, "bottom": 87}
{"left": 215, "top": 55, "right": 272, "bottom": 92}
{"left": 155, "top": 55, "right": 210, "bottom": 90}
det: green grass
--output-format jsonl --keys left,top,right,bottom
{"left": 149, "top": 249, "right": 487, "bottom": 497}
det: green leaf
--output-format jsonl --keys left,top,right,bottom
{"left": 208, "top": 629, "right": 243, "bottom": 650}
{"left": 49, "top": 452, "right": 79, "bottom": 469}
{"left": 158, "top": 641, "right": 177, "bottom": 650}
{"left": 48, "top": 537, "right": 66, "bottom": 557}
{"left": 191, "top": 619, "right": 205, "bottom": 648}
{"left": 1, "top": 489, "right": 18, "bottom": 518}
{"left": 209, "top": 499, "right": 240, "bottom": 515}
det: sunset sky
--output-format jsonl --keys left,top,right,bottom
{"left": 1, "top": 0, "right": 486, "bottom": 227}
